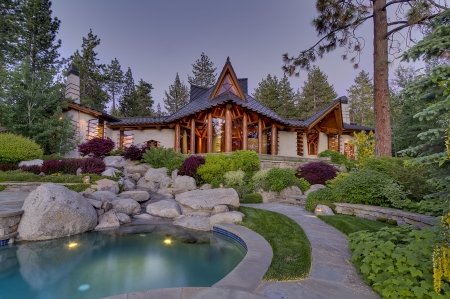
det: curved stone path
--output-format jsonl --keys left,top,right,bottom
{"left": 244, "top": 203, "right": 380, "bottom": 299}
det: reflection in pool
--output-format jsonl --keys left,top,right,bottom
{"left": 0, "top": 223, "right": 246, "bottom": 299}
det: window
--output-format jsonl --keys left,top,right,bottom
{"left": 328, "top": 134, "right": 340, "bottom": 152}
{"left": 218, "top": 75, "right": 238, "bottom": 96}
{"left": 344, "top": 142, "right": 355, "bottom": 160}
{"left": 297, "top": 132, "right": 304, "bottom": 156}
{"left": 87, "top": 119, "right": 104, "bottom": 140}
{"left": 146, "top": 140, "right": 160, "bottom": 148}
{"left": 120, "top": 130, "right": 133, "bottom": 149}
{"left": 307, "top": 132, "right": 319, "bottom": 155}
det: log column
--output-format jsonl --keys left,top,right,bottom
{"left": 225, "top": 106, "right": 232, "bottom": 152}
{"left": 190, "top": 119, "right": 196, "bottom": 154}
{"left": 243, "top": 113, "right": 248, "bottom": 150}
{"left": 207, "top": 112, "right": 213, "bottom": 153}
{"left": 175, "top": 123, "right": 181, "bottom": 152}
{"left": 258, "top": 117, "right": 263, "bottom": 155}
{"left": 271, "top": 125, "right": 278, "bottom": 155}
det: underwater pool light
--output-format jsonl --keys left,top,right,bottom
{"left": 68, "top": 242, "right": 78, "bottom": 248}
{"left": 164, "top": 239, "right": 172, "bottom": 245}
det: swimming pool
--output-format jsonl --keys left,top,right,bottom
{"left": 0, "top": 223, "right": 246, "bottom": 299}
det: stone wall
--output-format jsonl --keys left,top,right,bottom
{"left": 334, "top": 203, "right": 437, "bottom": 229}
{"left": 0, "top": 210, "right": 22, "bottom": 246}
{"left": 260, "top": 157, "right": 346, "bottom": 172}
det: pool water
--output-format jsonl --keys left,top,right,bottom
{"left": 0, "top": 223, "right": 246, "bottom": 299}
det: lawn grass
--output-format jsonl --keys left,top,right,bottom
{"left": 0, "top": 170, "right": 119, "bottom": 184}
{"left": 238, "top": 206, "right": 311, "bottom": 281}
{"left": 317, "top": 215, "right": 395, "bottom": 236}
{"left": 0, "top": 185, "right": 6, "bottom": 192}
{"left": 63, "top": 184, "right": 91, "bottom": 192}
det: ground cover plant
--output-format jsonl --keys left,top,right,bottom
{"left": 317, "top": 215, "right": 394, "bottom": 235}
{"left": 267, "top": 168, "right": 310, "bottom": 192}
{"left": 349, "top": 226, "right": 450, "bottom": 298}
{"left": 63, "top": 184, "right": 90, "bottom": 192}
{"left": 241, "top": 193, "right": 263, "bottom": 204}
{"left": 238, "top": 207, "right": 311, "bottom": 281}
{"left": 0, "top": 185, "right": 6, "bottom": 192}
{"left": 41, "top": 158, "right": 106, "bottom": 175}
{"left": 305, "top": 188, "right": 335, "bottom": 212}
{"left": 296, "top": 161, "right": 337, "bottom": 185}
{"left": 318, "top": 149, "right": 353, "bottom": 170}
{"left": 142, "top": 146, "right": 185, "bottom": 175}
{"left": 123, "top": 144, "right": 150, "bottom": 161}
{"left": 0, "top": 133, "right": 43, "bottom": 164}
{"left": 0, "top": 170, "right": 118, "bottom": 184}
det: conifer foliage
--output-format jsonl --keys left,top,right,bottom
{"left": 105, "top": 58, "right": 124, "bottom": 114}
{"left": 347, "top": 70, "right": 374, "bottom": 127}
{"left": 188, "top": 52, "right": 217, "bottom": 89}
{"left": 118, "top": 77, "right": 154, "bottom": 117}
{"left": 164, "top": 73, "right": 189, "bottom": 114}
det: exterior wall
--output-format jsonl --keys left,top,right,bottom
{"left": 132, "top": 128, "right": 175, "bottom": 149}
{"left": 318, "top": 132, "right": 328, "bottom": 154}
{"left": 65, "top": 74, "right": 80, "bottom": 103}
{"left": 110, "top": 130, "right": 120, "bottom": 149}
{"left": 277, "top": 131, "right": 297, "bottom": 157}
{"left": 63, "top": 110, "right": 97, "bottom": 158}
{"left": 340, "top": 134, "right": 356, "bottom": 154}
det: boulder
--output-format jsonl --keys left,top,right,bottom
{"left": 96, "top": 209, "right": 104, "bottom": 216}
{"left": 101, "top": 199, "right": 113, "bottom": 212}
{"left": 157, "top": 188, "right": 174, "bottom": 195}
{"left": 210, "top": 211, "right": 244, "bottom": 225}
{"left": 144, "top": 168, "right": 171, "bottom": 183}
{"left": 183, "top": 211, "right": 211, "bottom": 217}
{"left": 136, "top": 177, "right": 158, "bottom": 192}
{"left": 314, "top": 204, "right": 335, "bottom": 216}
{"left": 159, "top": 177, "right": 173, "bottom": 189}
{"left": 86, "top": 190, "right": 117, "bottom": 202}
{"left": 101, "top": 167, "right": 121, "bottom": 178}
{"left": 123, "top": 179, "right": 136, "bottom": 191}
{"left": 304, "top": 184, "right": 326, "bottom": 196}
{"left": 92, "top": 179, "right": 120, "bottom": 194}
{"left": 118, "top": 191, "right": 150, "bottom": 202}
{"left": 259, "top": 191, "right": 278, "bottom": 203}
{"left": 131, "top": 173, "right": 142, "bottom": 181}
{"left": 95, "top": 210, "right": 120, "bottom": 230}
{"left": 86, "top": 198, "right": 102, "bottom": 209}
{"left": 104, "top": 156, "right": 125, "bottom": 169}
{"left": 173, "top": 216, "right": 211, "bottom": 231}
{"left": 172, "top": 176, "right": 196, "bottom": 191}
{"left": 17, "top": 184, "right": 97, "bottom": 241}
{"left": 280, "top": 186, "right": 303, "bottom": 197}
{"left": 124, "top": 165, "right": 149, "bottom": 176}
{"left": 200, "top": 184, "right": 212, "bottom": 190}
{"left": 132, "top": 214, "right": 158, "bottom": 221}
{"left": 150, "top": 193, "right": 174, "bottom": 201}
{"left": 116, "top": 213, "right": 131, "bottom": 224}
{"left": 175, "top": 188, "right": 239, "bottom": 210}
{"left": 213, "top": 205, "right": 229, "bottom": 214}
{"left": 112, "top": 198, "right": 141, "bottom": 215}
{"left": 18, "top": 159, "right": 43, "bottom": 167}
{"left": 171, "top": 169, "right": 179, "bottom": 181}
{"left": 146, "top": 201, "right": 181, "bottom": 218}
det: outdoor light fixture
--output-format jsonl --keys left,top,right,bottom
{"left": 164, "top": 239, "right": 172, "bottom": 245}
{"left": 68, "top": 242, "right": 78, "bottom": 248}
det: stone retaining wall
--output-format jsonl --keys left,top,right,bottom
{"left": 0, "top": 210, "right": 22, "bottom": 246}
{"left": 334, "top": 203, "right": 437, "bottom": 229}
{"left": 260, "top": 158, "right": 346, "bottom": 172}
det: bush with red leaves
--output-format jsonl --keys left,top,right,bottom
{"left": 123, "top": 144, "right": 150, "bottom": 161}
{"left": 19, "top": 165, "right": 42, "bottom": 175}
{"left": 63, "top": 159, "right": 84, "bottom": 174}
{"left": 0, "top": 164, "right": 18, "bottom": 172}
{"left": 78, "top": 138, "right": 115, "bottom": 158}
{"left": 296, "top": 161, "right": 338, "bottom": 185}
{"left": 40, "top": 159, "right": 66, "bottom": 175}
{"left": 81, "top": 157, "right": 106, "bottom": 174}
{"left": 178, "top": 155, "right": 205, "bottom": 178}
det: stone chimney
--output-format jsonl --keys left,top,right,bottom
{"left": 340, "top": 96, "right": 351, "bottom": 124}
{"left": 65, "top": 63, "right": 80, "bottom": 104}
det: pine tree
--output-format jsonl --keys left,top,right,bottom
{"left": 347, "top": 70, "right": 374, "bottom": 127}
{"left": 131, "top": 79, "right": 154, "bottom": 117}
{"left": 105, "top": 58, "right": 123, "bottom": 114}
{"left": 118, "top": 67, "right": 134, "bottom": 116}
{"left": 72, "top": 29, "right": 108, "bottom": 111}
{"left": 155, "top": 103, "right": 166, "bottom": 117}
{"left": 0, "top": 0, "right": 20, "bottom": 69}
{"left": 297, "top": 66, "right": 337, "bottom": 119}
{"left": 278, "top": 74, "right": 297, "bottom": 118}
{"left": 164, "top": 73, "right": 189, "bottom": 114}
{"left": 188, "top": 52, "right": 217, "bottom": 88}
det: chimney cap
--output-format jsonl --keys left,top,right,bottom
{"left": 68, "top": 63, "right": 80, "bottom": 76}
{"left": 339, "top": 96, "right": 349, "bottom": 104}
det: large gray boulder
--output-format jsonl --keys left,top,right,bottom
{"left": 116, "top": 213, "right": 131, "bottom": 224}
{"left": 124, "top": 165, "right": 149, "bottom": 176}
{"left": 95, "top": 210, "right": 120, "bottom": 230}
{"left": 304, "top": 184, "right": 326, "bottom": 196}
{"left": 86, "top": 190, "right": 117, "bottom": 201}
{"left": 122, "top": 179, "right": 136, "bottom": 191}
{"left": 173, "top": 216, "right": 211, "bottom": 231}
{"left": 17, "top": 184, "right": 97, "bottom": 241}
{"left": 172, "top": 176, "right": 196, "bottom": 191}
{"left": 210, "top": 211, "right": 244, "bottom": 225}
{"left": 93, "top": 179, "right": 120, "bottom": 194}
{"left": 101, "top": 167, "right": 121, "bottom": 178}
{"left": 118, "top": 191, "right": 150, "bottom": 202}
{"left": 175, "top": 188, "right": 239, "bottom": 211}
{"left": 112, "top": 198, "right": 141, "bottom": 215}
{"left": 18, "top": 159, "right": 43, "bottom": 167}
{"left": 144, "top": 168, "right": 170, "bottom": 183}
{"left": 280, "top": 186, "right": 303, "bottom": 197}
{"left": 146, "top": 201, "right": 181, "bottom": 218}
{"left": 136, "top": 177, "right": 158, "bottom": 192}
{"left": 104, "top": 156, "right": 125, "bottom": 169}
{"left": 314, "top": 204, "right": 335, "bottom": 216}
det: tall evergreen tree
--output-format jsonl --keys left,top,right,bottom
{"left": 118, "top": 78, "right": 154, "bottom": 117}
{"left": 105, "top": 58, "right": 123, "bottom": 114}
{"left": 347, "top": 70, "right": 374, "bottom": 127}
{"left": 72, "top": 29, "right": 108, "bottom": 111}
{"left": 164, "top": 73, "right": 189, "bottom": 114}
{"left": 188, "top": 52, "right": 217, "bottom": 89}
{"left": 155, "top": 103, "right": 163, "bottom": 117}
{"left": 297, "top": 66, "right": 337, "bottom": 119}
{"left": 0, "top": 0, "right": 20, "bottom": 69}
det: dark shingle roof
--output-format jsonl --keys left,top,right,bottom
{"left": 67, "top": 101, "right": 120, "bottom": 122}
{"left": 190, "top": 84, "right": 209, "bottom": 102}
{"left": 343, "top": 123, "right": 374, "bottom": 131}
{"left": 111, "top": 117, "right": 168, "bottom": 126}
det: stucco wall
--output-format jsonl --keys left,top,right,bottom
{"left": 277, "top": 131, "right": 297, "bottom": 157}
{"left": 132, "top": 129, "right": 175, "bottom": 148}
{"left": 63, "top": 110, "right": 96, "bottom": 158}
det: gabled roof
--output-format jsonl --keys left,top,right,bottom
{"left": 110, "top": 116, "right": 167, "bottom": 126}
{"left": 66, "top": 101, "right": 120, "bottom": 122}
{"left": 209, "top": 57, "right": 246, "bottom": 101}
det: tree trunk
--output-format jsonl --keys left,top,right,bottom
{"left": 373, "top": 0, "right": 392, "bottom": 156}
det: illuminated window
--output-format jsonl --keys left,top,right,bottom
{"left": 87, "top": 119, "right": 104, "bottom": 140}
{"left": 218, "top": 75, "right": 238, "bottom": 96}
{"left": 120, "top": 130, "right": 133, "bottom": 149}
{"left": 344, "top": 142, "right": 355, "bottom": 160}
{"left": 307, "top": 132, "right": 319, "bottom": 155}
{"left": 328, "top": 134, "right": 340, "bottom": 152}
{"left": 297, "top": 132, "right": 304, "bottom": 156}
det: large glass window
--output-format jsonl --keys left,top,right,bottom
{"left": 297, "top": 132, "right": 304, "bottom": 156}
{"left": 307, "top": 132, "right": 319, "bottom": 155}
{"left": 212, "top": 118, "right": 225, "bottom": 153}
{"left": 120, "top": 130, "right": 133, "bottom": 149}
{"left": 218, "top": 75, "right": 238, "bottom": 96}
{"left": 87, "top": 119, "right": 104, "bottom": 140}
{"left": 247, "top": 123, "right": 259, "bottom": 153}
{"left": 328, "top": 134, "right": 340, "bottom": 152}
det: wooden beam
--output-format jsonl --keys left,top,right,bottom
{"left": 271, "top": 125, "right": 278, "bottom": 155}
{"left": 243, "top": 112, "right": 248, "bottom": 150}
{"left": 225, "top": 107, "right": 232, "bottom": 152}
{"left": 190, "top": 119, "right": 196, "bottom": 154}
{"left": 207, "top": 112, "right": 212, "bottom": 153}
{"left": 175, "top": 123, "right": 181, "bottom": 152}
{"left": 258, "top": 117, "right": 263, "bottom": 154}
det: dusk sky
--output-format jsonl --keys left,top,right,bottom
{"left": 51, "top": 1, "right": 422, "bottom": 112}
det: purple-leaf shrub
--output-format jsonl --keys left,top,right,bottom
{"left": 19, "top": 165, "right": 41, "bottom": 174}
{"left": 123, "top": 144, "right": 150, "bottom": 161}
{"left": 81, "top": 157, "right": 106, "bottom": 175}
{"left": 63, "top": 159, "right": 83, "bottom": 175}
{"left": 40, "top": 159, "right": 65, "bottom": 175}
{"left": 0, "top": 164, "right": 18, "bottom": 172}
{"left": 178, "top": 155, "right": 205, "bottom": 178}
{"left": 78, "top": 138, "right": 115, "bottom": 158}
{"left": 296, "top": 161, "right": 338, "bottom": 185}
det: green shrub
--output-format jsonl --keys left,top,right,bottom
{"left": 349, "top": 226, "right": 449, "bottom": 298}
{"left": 358, "top": 156, "right": 434, "bottom": 202}
{"left": 329, "top": 169, "right": 393, "bottom": 206}
{"left": 292, "top": 177, "right": 311, "bottom": 193}
{"left": 142, "top": 147, "right": 185, "bottom": 175}
{"left": 242, "top": 193, "right": 263, "bottom": 203}
{"left": 196, "top": 154, "right": 231, "bottom": 184}
{"left": 305, "top": 188, "right": 336, "bottom": 212}
{"left": 318, "top": 150, "right": 353, "bottom": 169}
{"left": 251, "top": 170, "right": 270, "bottom": 191}
{"left": 229, "top": 150, "right": 260, "bottom": 176}
{"left": 224, "top": 170, "right": 246, "bottom": 186}
{"left": 0, "top": 133, "right": 43, "bottom": 164}
{"left": 381, "top": 182, "right": 410, "bottom": 208}
{"left": 399, "top": 198, "right": 448, "bottom": 217}
{"left": 0, "top": 171, "right": 7, "bottom": 182}
{"left": 0, "top": 185, "right": 6, "bottom": 192}
{"left": 232, "top": 185, "right": 253, "bottom": 200}
{"left": 267, "top": 167, "right": 302, "bottom": 192}
{"left": 0, "top": 170, "right": 118, "bottom": 184}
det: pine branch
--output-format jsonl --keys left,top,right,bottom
{"left": 385, "top": 12, "right": 443, "bottom": 37}
{"left": 382, "top": 0, "right": 412, "bottom": 11}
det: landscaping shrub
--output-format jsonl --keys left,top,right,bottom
{"left": 0, "top": 164, "right": 18, "bottom": 172}
{"left": 0, "top": 133, "right": 43, "bottom": 164}
{"left": 229, "top": 150, "right": 260, "bottom": 176}
{"left": 0, "top": 169, "right": 118, "bottom": 184}
{"left": 305, "top": 188, "right": 336, "bottom": 212}
{"left": 232, "top": 185, "right": 253, "bottom": 200}
{"left": 251, "top": 170, "right": 270, "bottom": 191}
{"left": 123, "top": 144, "right": 150, "bottom": 161}
{"left": 108, "top": 149, "right": 125, "bottom": 156}
{"left": 242, "top": 193, "right": 263, "bottom": 204}
{"left": 267, "top": 168, "right": 305, "bottom": 193}
{"left": 78, "top": 138, "right": 115, "bottom": 158}
{"left": 81, "top": 157, "right": 106, "bottom": 175}
{"left": 142, "top": 146, "right": 185, "bottom": 175}
{"left": 318, "top": 150, "right": 353, "bottom": 169}
{"left": 40, "top": 158, "right": 65, "bottom": 175}
{"left": 0, "top": 171, "right": 7, "bottom": 182}
{"left": 296, "top": 161, "right": 338, "bottom": 185}
{"left": 18, "top": 165, "right": 41, "bottom": 175}
{"left": 224, "top": 170, "right": 246, "bottom": 186}
{"left": 196, "top": 154, "right": 231, "bottom": 184}
{"left": 349, "top": 226, "right": 449, "bottom": 298}
{"left": 398, "top": 198, "right": 448, "bottom": 217}
{"left": 63, "top": 158, "right": 83, "bottom": 174}
{"left": 178, "top": 155, "right": 205, "bottom": 179}
{"left": 295, "top": 178, "right": 311, "bottom": 193}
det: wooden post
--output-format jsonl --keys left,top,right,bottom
{"left": 225, "top": 107, "right": 232, "bottom": 152}
{"left": 175, "top": 123, "right": 180, "bottom": 152}
{"left": 243, "top": 113, "right": 248, "bottom": 150}
{"left": 258, "top": 118, "right": 263, "bottom": 154}
{"left": 207, "top": 112, "right": 212, "bottom": 153}
{"left": 190, "top": 119, "right": 196, "bottom": 154}
{"left": 271, "top": 125, "right": 277, "bottom": 155}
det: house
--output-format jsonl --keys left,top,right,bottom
{"left": 63, "top": 58, "right": 372, "bottom": 159}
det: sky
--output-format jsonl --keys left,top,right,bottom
{"left": 51, "top": 0, "right": 423, "bottom": 112}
